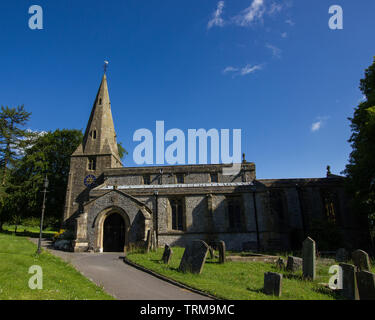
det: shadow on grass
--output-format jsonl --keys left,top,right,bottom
{"left": 246, "top": 287, "right": 265, "bottom": 294}
{"left": 0, "top": 229, "right": 54, "bottom": 239}
{"left": 312, "top": 286, "right": 344, "bottom": 300}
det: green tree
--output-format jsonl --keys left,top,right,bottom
{"left": 117, "top": 142, "right": 128, "bottom": 160}
{"left": 344, "top": 57, "right": 375, "bottom": 243}
{"left": 0, "top": 105, "right": 32, "bottom": 185}
{"left": 0, "top": 105, "right": 32, "bottom": 229}
{"left": 5, "top": 129, "right": 83, "bottom": 227}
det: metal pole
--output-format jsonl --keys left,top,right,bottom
{"left": 37, "top": 176, "right": 48, "bottom": 255}
{"left": 252, "top": 191, "right": 261, "bottom": 252}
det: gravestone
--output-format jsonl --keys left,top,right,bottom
{"left": 264, "top": 272, "right": 282, "bottom": 297}
{"left": 179, "top": 240, "right": 209, "bottom": 274}
{"left": 217, "top": 241, "right": 226, "bottom": 264}
{"left": 286, "top": 256, "right": 303, "bottom": 272}
{"left": 162, "top": 244, "right": 173, "bottom": 264}
{"left": 340, "top": 263, "right": 359, "bottom": 300}
{"left": 152, "top": 230, "right": 157, "bottom": 251}
{"left": 352, "top": 249, "right": 371, "bottom": 271}
{"left": 208, "top": 246, "right": 214, "bottom": 259}
{"left": 276, "top": 258, "right": 285, "bottom": 271}
{"left": 356, "top": 270, "right": 375, "bottom": 300}
{"left": 302, "top": 237, "right": 316, "bottom": 280}
{"left": 145, "top": 230, "right": 151, "bottom": 252}
{"left": 336, "top": 248, "right": 349, "bottom": 263}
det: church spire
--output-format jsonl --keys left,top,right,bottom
{"left": 73, "top": 72, "right": 121, "bottom": 163}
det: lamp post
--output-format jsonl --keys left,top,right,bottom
{"left": 37, "top": 175, "right": 49, "bottom": 255}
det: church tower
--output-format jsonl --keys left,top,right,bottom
{"left": 63, "top": 73, "right": 122, "bottom": 223}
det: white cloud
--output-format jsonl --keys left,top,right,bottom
{"left": 311, "top": 121, "right": 322, "bottom": 132}
{"left": 223, "top": 64, "right": 262, "bottom": 77}
{"left": 233, "top": 0, "right": 266, "bottom": 26}
{"left": 240, "top": 64, "right": 262, "bottom": 75}
{"left": 285, "top": 19, "right": 295, "bottom": 26}
{"left": 281, "top": 32, "right": 287, "bottom": 38}
{"left": 222, "top": 66, "right": 239, "bottom": 74}
{"left": 311, "top": 117, "right": 329, "bottom": 132}
{"left": 268, "top": 2, "right": 283, "bottom": 15}
{"left": 208, "top": 1, "right": 225, "bottom": 29}
{"left": 266, "top": 43, "right": 282, "bottom": 58}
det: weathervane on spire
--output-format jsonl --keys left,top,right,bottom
{"left": 104, "top": 60, "right": 109, "bottom": 74}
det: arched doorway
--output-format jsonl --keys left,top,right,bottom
{"left": 103, "top": 213, "right": 125, "bottom": 252}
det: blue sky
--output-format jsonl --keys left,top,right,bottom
{"left": 1, "top": 0, "right": 374, "bottom": 179}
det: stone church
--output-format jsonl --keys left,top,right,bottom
{"left": 63, "top": 73, "right": 366, "bottom": 253}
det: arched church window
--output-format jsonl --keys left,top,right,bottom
{"left": 88, "top": 157, "right": 96, "bottom": 171}
{"left": 170, "top": 198, "right": 184, "bottom": 231}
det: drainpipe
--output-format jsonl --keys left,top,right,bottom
{"left": 154, "top": 190, "right": 159, "bottom": 247}
{"left": 252, "top": 191, "right": 261, "bottom": 252}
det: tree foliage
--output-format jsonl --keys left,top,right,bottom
{"left": 344, "top": 57, "right": 375, "bottom": 233}
{"left": 0, "top": 105, "right": 33, "bottom": 184}
{"left": 3, "top": 129, "right": 83, "bottom": 228}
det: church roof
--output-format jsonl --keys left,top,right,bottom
{"left": 73, "top": 74, "right": 120, "bottom": 161}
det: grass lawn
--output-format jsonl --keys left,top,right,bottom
{"left": 127, "top": 247, "right": 344, "bottom": 300}
{"left": 0, "top": 232, "right": 114, "bottom": 300}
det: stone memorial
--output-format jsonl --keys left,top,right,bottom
{"left": 179, "top": 240, "right": 209, "bottom": 274}
{"left": 264, "top": 272, "right": 282, "bottom": 297}
{"left": 217, "top": 241, "right": 226, "bottom": 264}
{"left": 356, "top": 270, "right": 375, "bottom": 300}
{"left": 302, "top": 237, "right": 316, "bottom": 280}
{"left": 340, "top": 263, "right": 359, "bottom": 300}
{"left": 145, "top": 230, "right": 151, "bottom": 252}
{"left": 276, "top": 258, "right": 285, "bottom": 271}
{"left": 286, "top": 256, "right": 303, "bottom": 272}
{"left": 162, "top": 244, "right": 173, "bottom": 264}
{"left": 352, "top": 249, "right": 371, "bottom": 271}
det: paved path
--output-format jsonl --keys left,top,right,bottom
{"left": 29, "top": 238, "right": 210, "bottom": 300}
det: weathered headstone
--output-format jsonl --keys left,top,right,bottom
{"left": 152, "top": 230, "right": 157, "bottom": 251}
{"left": 352, "top": 249, "right": 371, "bottom": 271}
{"left": 208, "top": 246, "right": 214, "bottom": 259}
{"left": 264, "top": 272, "right": 282, "bottom": 297}
{"left": 217, "top": 241, "right": 226, "bottom": 264}
{"left": 302, "top": 237, "right": 316, "bottom": 280}
{"left": 340, "top": 263, "right": 359, "bottom": 300}
{"left": 356, "top": 270, "right": 375, "bottom": 300}
{"left": 286, "top": 256, "right": 303, "bottom": 272}
{"left": 276, "top": 258, "right": 285, "bottom": 271}
{"left": 336, "top": 248, "right": 349, "bottom": 263}
{"left": 179, "top": 240, "right": 209, "bottom": 274}
{"left": 162, "top": 244, "right": 173, "bottom": 264}
{"left": 145, "top": 230, "right": 151, "bottom": 252}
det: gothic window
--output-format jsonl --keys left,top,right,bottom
{"left": 226, "top": 196, "right": 242, "bottom": 229}
{"left": 99, "top": 98, "right": 102, "bottom": 105}
{"left": 90, "top": 130, "right": 97, "bottom": 139}
{"left": 210, "top": 173, "right": 218, "bottom": 183}
{"left": 170, "top": 198, "right": 184, "bottom": 231}
{"left": 88, "top": 157, "right": 96, "bottom": 171}
{"left": 269, "top": 189, "right": 285, "bottom": 220}
{"left": 143, "top": 174, "right": 151, "bottom": 185}
{"left": 176, "top": 174, "right": 184, "bottom": 184}
{"left": 321, "top": 189, "right": 338, "bottom": 224}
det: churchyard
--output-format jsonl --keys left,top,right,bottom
{"left": 0, "top": 232, "right": 113, "bottom": 300}
{"left": 126, "top": 239, "right": 375, "bottom": 300}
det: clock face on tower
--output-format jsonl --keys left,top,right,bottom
{"left": 84, "top": 174, "right": 97, "bottom": 188}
